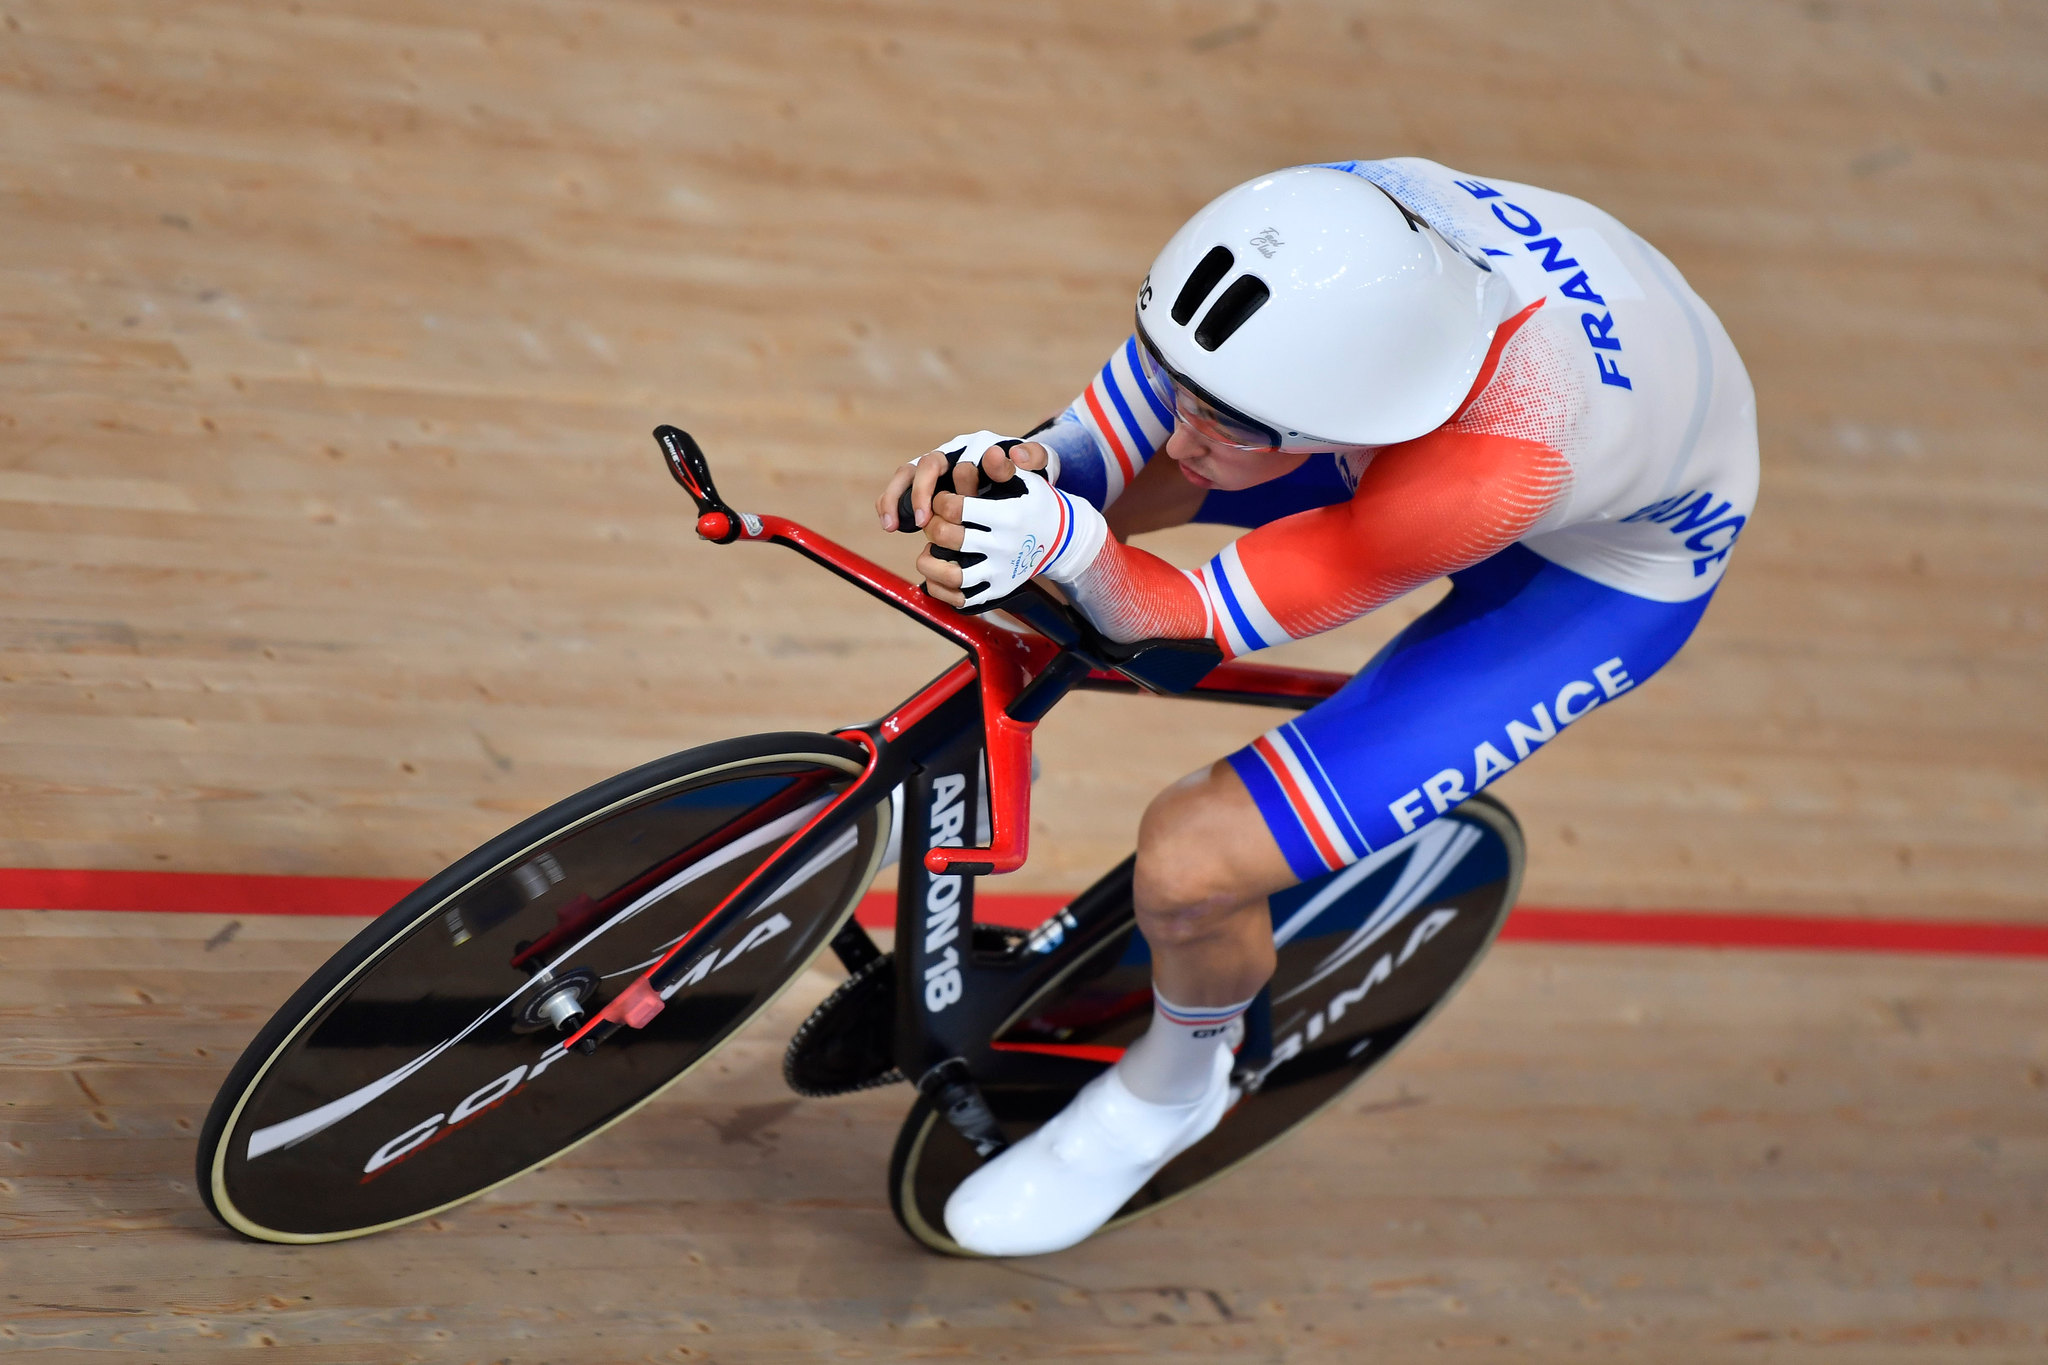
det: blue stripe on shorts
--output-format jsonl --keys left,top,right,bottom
{"left": 1227, "top": 745, "right": 1328, "bottom": 883}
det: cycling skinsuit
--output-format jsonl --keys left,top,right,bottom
{"left": 1029, "top": 158, "right": 1760, "bottom": 881}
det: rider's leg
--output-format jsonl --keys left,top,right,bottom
{"left": 1132, "top": 761, "right": 1292, "bottom": 1003}
{"left": 1229, "top": 544, "right": 1717, "bottom": 884}
{"left": 1116, "top": 763, "right": 1293, "bottom": 1104}
{"left": 946, "top": 544, "right": 1726, "bottom": 1256}
{"left": 944, "top": 766, "right": 1295, "bottom": 1254}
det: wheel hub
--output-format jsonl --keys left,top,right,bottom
{"left": 512, "top": 966, "right": 599, "bottom": 1033}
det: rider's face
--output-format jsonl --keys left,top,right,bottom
{"left": 1162, "top": 422, "right": 1310, "bottom": 491}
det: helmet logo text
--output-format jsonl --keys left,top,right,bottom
{"left": 1248, "top": 227, "right": 1284, "bottom": 259}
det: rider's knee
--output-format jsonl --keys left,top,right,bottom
{"left": 1131, "top": 786, "right": 1240, "bottom": 942}
{"left": 1131, "top": 883, "right": 1228, "bottom": 948}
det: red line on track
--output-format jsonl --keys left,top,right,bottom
{"left": 1495, "top": 907, "right": 2048, "bottom": 958}
{"left": 3, "top": 868, "right": 2045, "bottom": 959}
{"left": 0, "top": 867, "right": 418, "bottom": 918}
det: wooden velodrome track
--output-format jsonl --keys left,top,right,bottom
{"left": 2, "top": 0, "right": 2043, "bottom": 1359}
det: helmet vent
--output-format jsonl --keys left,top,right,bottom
{"left": 1193, "top": 275, "right": 1270, "bottom": 351}
{"left": 1172, "top": 246, "right": 1235, "bottom": 325}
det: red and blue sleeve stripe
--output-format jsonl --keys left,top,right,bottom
{"left": 1032, "top": 489, "right": 1077, "bottom": 576}
{"left": 1042, "top": 335, "right": 1176, "bottom": 510}
{"left": 1194, "top": 542, "right": 1297, "bottom": 658}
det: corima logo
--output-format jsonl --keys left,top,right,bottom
{"left": 920, "top": 773, "right": 969, "bottom": 1011}
{"left": 1256, "top": 906, "right": 1459, "bottom": 1084}
{"left": 359, "top": 910, "right": 795, "bottom": 1179}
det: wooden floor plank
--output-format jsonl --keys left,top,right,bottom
{"left": 2, "top": 0, "right": 2044, "bottom": 1356}
{"left": 3, "top": 914, "right": 2044, "bottom": 1359}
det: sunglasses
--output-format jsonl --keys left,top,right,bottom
{"left": 1134, "top": 324, "right": 1341, "bottom": 454}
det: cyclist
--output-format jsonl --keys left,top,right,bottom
{"left": 876, "top": 159, "right": 1757, "bottom": 1257}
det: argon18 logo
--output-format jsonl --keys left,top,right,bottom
{"left": 921, "top": 773, "right": 968, "bottom": 1011}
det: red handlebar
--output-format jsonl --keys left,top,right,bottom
{"left": 562, "top": 426, "right": 1348, "bottom": 1050}
{"left": 701, "top": 507, "right": 1058, "bottom": 875}
{"left": 663, "top": 423, "right": 1345, "bottom": 880}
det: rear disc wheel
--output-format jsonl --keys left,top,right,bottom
{"left": 889, "top": 793, "right": 1523, "bottom": 1255}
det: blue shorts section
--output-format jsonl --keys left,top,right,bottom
{"left": 1194, "top": 452, "right": 1353, "bottom": 529}
{"left": 1228, "top": 543, "right": 1715, "bottom": 883}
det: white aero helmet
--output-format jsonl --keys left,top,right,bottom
{"left": 1135, "top": 165, "right": 1516, "bottom": 449}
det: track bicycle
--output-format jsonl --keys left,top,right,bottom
{"left": 196, "top": 427, "right": 1525, "bottom": 1252}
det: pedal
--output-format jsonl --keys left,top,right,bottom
{"left": 783, "top": 952, "right": 903, "bottom": 1098}
{"left": 916, "top": 1057, "right": 1008, "bottom": 1160}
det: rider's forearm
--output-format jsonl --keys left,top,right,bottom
{"left": 1061, "top": 536, "right": 1215, "bottom": 645}
{"left": 1065, "top": 429, "right": 1573, "bottom": 655}
{"left": 1035, "top": 336, "right": 1176, "bottom": 513}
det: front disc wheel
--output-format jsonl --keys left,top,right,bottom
{"left": 198, "top": 733, "right": 889, "bottom": 1243}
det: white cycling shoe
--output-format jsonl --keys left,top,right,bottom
{"left": 942, "top": 1045, "right": 1236, "bottom": 1257}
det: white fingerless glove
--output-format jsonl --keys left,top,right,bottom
{"left": 939, "top": 430, "right": 1063, "bottom": 485}
{"left": 955, "top": 469, "right": 1107, "bottom": 602}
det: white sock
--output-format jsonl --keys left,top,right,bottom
{"left": 1115, "top": 988, "right": 1255, "bottom": 1105}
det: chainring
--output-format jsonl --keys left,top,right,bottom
{"left": 783, "top": 952, "right": 902, "bottom": 1098}
{"left": 782, "top": 925, "right": 1031, "bottom": 1099}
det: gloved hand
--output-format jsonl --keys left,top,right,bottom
{"left": 878, "top": 432, "right": 1060, "bottom": 534}
{"left": 941, "top": 430, "right": 1029, "bottom": 473}
{"left": 934, "top": 465, "right": 1108, "bottom": 606}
